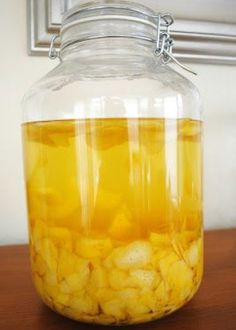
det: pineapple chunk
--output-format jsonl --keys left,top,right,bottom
{"left": 57, "top": 249, "right": 77, "bottom": 279}
{"left": 40, "top": 238, "right": 58, "bottom": 272}
{"left": 33, "top": 273, "right": 44, "bottom": 297}
{"left": 59, "top": 269, "right": 89, "bottom": 294}
{"left": 89, "top": 267, "right": 108, "bottom": 289}
{"left": 185, "top": 241, "right": 200, "bottom": 268}
{"left": 109, "top": 206, "right": 137, "bottom": 241}
{"left": 167, "top": 260, "right": 193, "bottom": 303}
{"left": 129, "top": 270, "right": 160, "bottom": 289}
{"left": 70, "top": 295, "right": 98, "bottom": 315}
{"left": 155, "top": 281, "right": 169, "bottom": 306}
{"left": 75, "top": 237, "right": 112, "bottom": 259}
{"left": 127, "top": 300, "right": 151, "bottom": 317}
{"left": 101, "top": 299, "right": 125, "bottom": 320}
{"left": 159, "top": 251, "right": 179, "bottom": 277}
{"left": 48, "top": 226, "right": 72, "bottom": 252}
{"left": 149, "top": 232, "right": 170, "bottom": 247}
{"left": 31, "top": 221, "right": 46, "bottom": 252}
{"left": 114, "top": 241, "right": 152, "bottom": 269}
{"left": 45, "top": 272, "right": 57, "bottom": 286}
{"left": 56, "top": 293, "right": 70, "bottom": 306}
{"left": 93, "top": 189, "right": 121, "bottom": 231}
{"left": 140, "top": 288, "right": 157, "bottom": 311}
{"left": 95, "top": 288, "right": 116, "bottom": 302}
{"left": 108, "top": 269, "right": 129, "bottom": 290}
{"left": 45, "top": 283, "right": 59, "bottom": 300}
{"left": 33, "top": 254, "right": 47, "bottom": 276}
{"left": 58, "top": 249, "right": 89, "bottom": 284}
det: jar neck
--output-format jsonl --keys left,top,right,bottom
{"left": 61, "top": 36, "right": 155, "bottom": 59}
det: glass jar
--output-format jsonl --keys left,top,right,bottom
{"left": 22, "top": 0, "right": 203, "bottom": 325}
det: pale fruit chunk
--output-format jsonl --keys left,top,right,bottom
{"left": 117, "top": 288, "right": 139, "bottom": 301}
{"left": 155, "top": 281, "right": 169, "bottom": 306}
{"left": 149, "top": 232, "right": 170, "bottom": 247}
{"left": 108, "top": 269, "right": 129, "bottom": 290}
{"left": 70, "top": 295, "right": 98, "bottom": 316}
{"left": 140, "top": 288, "right": 158, "bottom": 311}
{"left": 57, "top": 249, "right": 77, "bottom": 279}
{"left": 56, "top": 293, "right": 70, "bottom": 306}
{"left": 129, "top": 270, "right": 160, "bottom": 289}
{"left": 95, "top": 288, "right": 116, "bottom": 303}
{"left": 60, "top": 269, "right": 89, "bottom": 294}
{"left": 40, "top": 238, "right": 58, "bottom": 272}
{"left": 75, "top": 237, "right": 113, "bottom": 259}
{"left": 167, "top": 260, "right": 193, "bottom": 303}
{"left": 45, "top": 272, "right": 57, "bottom": 286}
{"left": 48, "top": 226, "right": 72, "bottom": 252}
{"left": 114, "top": 241, "right": 152, "bottom": 269}
{"left": 185, "top": 241, "right": 200, "bottom": 268}
{"left": 159, "top": 251, "right": 180, "bottom": 277}
{"left": 126, "top": 299, "right": 151, "bottom": 317}
{"left": 89, "top": 267, "right": 108, "bottom": 290}
{"left": 101, "top": 299, "right": 126, "bottom": 320}
{"left": 34, "top": 273, "right": 44, "bottom": 297}
{"left": 31, "top": 221, "right": 46, "bottom": 252}
{"left": 33, "top": 254, "right": 47, "bottom": 276}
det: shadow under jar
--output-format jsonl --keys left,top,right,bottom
{"left": 22, "top": 0, "right": 203, "bottom": 325}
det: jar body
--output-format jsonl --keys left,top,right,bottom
{"left": 22, "top": 39, "right": 203, "bottom": 324}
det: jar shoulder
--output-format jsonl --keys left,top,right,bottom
{"left": 22, "top": 61, "right": 202, "bottom": 122}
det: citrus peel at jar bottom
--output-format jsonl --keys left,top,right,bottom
{"left": 31, "top": 222, "right": 203, "bottom": 325}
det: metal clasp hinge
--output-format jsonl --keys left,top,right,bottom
{"left": 154, "top": 14, "right": 197, "bottom": 75}
{"left": 49, "top": 35, "right": 60, "bottom": 60}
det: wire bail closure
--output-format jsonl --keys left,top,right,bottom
{"left": 48, "top": 11, "right": 197, "bottom": 75}
{"left": 49, "top": 35, "right": 60, "bottom": 60}
{"left": 154, "top": 14, "right": 197, "bottom": 75}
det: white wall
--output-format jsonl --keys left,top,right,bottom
{"left": 0, "top": 0, "right": 236, "bottom": 245}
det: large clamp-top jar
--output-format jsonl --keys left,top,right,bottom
{"left": 22, "top": 0, "right": 203, "bottom": 325}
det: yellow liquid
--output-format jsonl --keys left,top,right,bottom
{"left": 23, "top": 118, "right": 203, "bottom": 325}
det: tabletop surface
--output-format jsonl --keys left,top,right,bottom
{"left": 0, "top": 229, "right": 235, "bottom": 330}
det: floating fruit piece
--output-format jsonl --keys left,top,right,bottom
{"left": 114, "top": 241, "right": 152, "bottom": 269}
{"left": 86, "top": 124, "right": 128, "bottom": 150}
{"left": 25, "top": 120, "right": 76, "bottom": 146}
{"left": 108, "top": 206, "right": 137, "bottom": 241}
{"left": 75, "top": 237, "right": 113, "bottom": 259}
{"left": 92, "top": 190, "right": 121, "bottom": 232}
